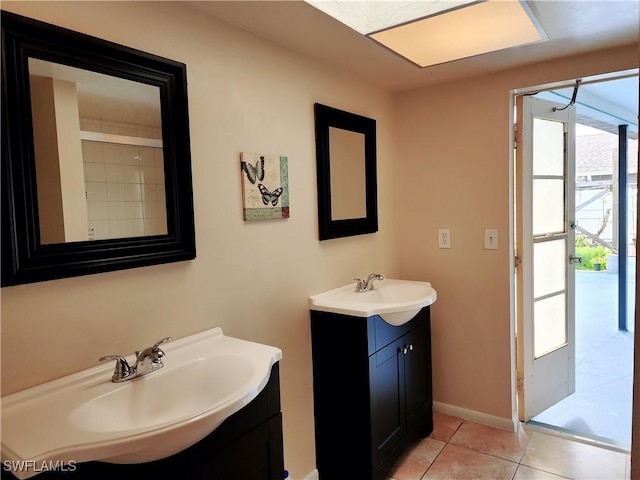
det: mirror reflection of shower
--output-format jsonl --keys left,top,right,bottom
{"left": 28, "top": 58, "right": 167, "bottom": 243}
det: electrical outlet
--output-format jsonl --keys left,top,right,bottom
{"left": 484, "top": 229, "right": 498, "bottom": 250}
{"left": 438, "top": 229, "right": 451, "bottom": 249}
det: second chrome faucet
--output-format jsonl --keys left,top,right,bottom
{"left": 99, "top": 336, "right": 171, "bottom": 383}
{"left": 354, "top": 273, "right": 385, "bottom": 292}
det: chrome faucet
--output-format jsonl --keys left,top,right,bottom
{"left": 99, "top": 336, "right": 171, "bottom": 382}
{"left": 354, "top": 273, "right": 385, "bottom": 292}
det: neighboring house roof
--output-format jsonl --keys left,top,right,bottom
{"left": 576, "top": 132, "right": 638, "bottom": 177}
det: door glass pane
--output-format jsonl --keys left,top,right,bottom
{"left": 533, "top": 179, "right": 564, "bottom": 234}
{"left": 534, "top": 293, "right": 567, "bottom": 358}
{"left": 534, "top": 239, "right": 566, "bottom": 298}
{"left": 533, "top": 118, "right": 564, "bottom": 176}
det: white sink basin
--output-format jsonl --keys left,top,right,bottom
{"left": 1, "top": 328, "right": 282, "bottom": 478}
{"left": 309, "top": 278, "right": 437, "bottom": 325}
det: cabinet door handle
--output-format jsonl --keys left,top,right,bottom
{"left": 401, "top": 344, "right": 414, "bottom": 355}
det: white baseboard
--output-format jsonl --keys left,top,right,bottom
{"left": 433, "top": 401, "right": 518, "bottom": 432}
{"left": 295, "top": 407, "right": 514, "bottom": 480}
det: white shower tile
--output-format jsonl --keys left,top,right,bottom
{"left": 105, "top": 164, "right": 124, "bottom": 183}
{"left": 142, "top": 184, "right": 159, "bottom": 202}
{"left": 87, "top": 202, "right": 108, "bottom": 221}
{"left": 101, "top": 121, "right": 119, "bottom": 135}
{"left": 85, "top": 182, "right": 107, "bottom": 202}
{"left": 126, "top": 218, "right": 145, "bottom": 237}
{"left": 144, "top": 218, "right": 168, "bottom": 236}
{"left": 123, "top": 165, "right": 141, "bottom": 184}
{"left": 106, "top": 183, "right": 125, "bottom": 202}
{"left": 83, "top": 162, "right": 106, "bottom": 182}
{"left": 125, "top": 201, "right": 143, "bottom": 219}
{"left": 140, "top": 166, "right": 156, "bottom": 184}
{"left": 153, "top": 148, "right": 164, "bottom": 166}
{"left": 82, "top": 141, "right": 103, "bottom": 163}
{"left": 138, "top": 147, "right": 156, "bottom": 167}
{"left": 88, "top": 220, "right": 109, "bottom": 240}
{"left": 103, "top": 144, "right": 124, "bottom": 165}
{"left": 119, "top": 124, "right": 138, "bottom": 137}
{"left": 122, "top": 146, "right": 141, "bottom": 166}
{"left": 80, "top": 118, "right": 101, "bottom": 132}
{"left": 108, "top": 219, "right": 127, "bottom": 238}
{"left": 124, "top": 184, "right": 142, "bottom": 202}
{"left": 107, "top": 201, "right": 126, "bottom": 220}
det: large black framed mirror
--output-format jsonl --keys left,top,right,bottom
{"left": 1, "top": 11, "right": 195, "bottom": 286}
{"left": 314, "top": 103, "right": 378, "bottom": 240}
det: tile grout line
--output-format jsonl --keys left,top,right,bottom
{"left": 414, "top": 419, "right": 467, "bottom": 480}
{"left": 443, "top": 421, "right": 575, "bottom": 480}
{"left": 394, "top": 417, "right": 626, "bottom": 480}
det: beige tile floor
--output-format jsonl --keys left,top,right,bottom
{"left": 388, "top": 413, "right": 631, "bottom": 480}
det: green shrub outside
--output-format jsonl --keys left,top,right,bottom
{"left": 575, "top": 236, "right": 612, "bottom": 270}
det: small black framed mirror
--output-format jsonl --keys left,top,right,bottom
{"left": 1, "top": 11, "right": 196, "bottom": 286}
{"left": 314, "top": 103, "right": 378, "bottom": 240}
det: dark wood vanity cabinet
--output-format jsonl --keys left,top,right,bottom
{"left": 1, "top": 364, "right": 284, "bottom": 480}
{"left": 310, "top": 308, "right": 433, "bottom": 480}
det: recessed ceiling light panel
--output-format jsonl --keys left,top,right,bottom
{"left": 304, "top": 0, "right": 480, "bottom": 35}
{"left": 369, "top": 0, "right": 546, "bottom": 67}
{"left": 305, "top": 0, "right": 546, "bottom": 68}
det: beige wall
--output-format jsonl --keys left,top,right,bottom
{"left": 1, "top": 2, "right": 638, "bottom": 478}
{"left": 396, "top": 45, "right": 638, "bottom": 424}
{"left": 0, "top": 2, "right": 399, "bottom": 478}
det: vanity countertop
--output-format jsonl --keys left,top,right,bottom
{"left": 310, "top": 278, "right": 437, "bottom": 325}
{"left": 1, "top": 327, "right": 282, "bottom": 478}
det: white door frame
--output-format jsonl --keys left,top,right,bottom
{"left": 508, "top": 70, "right": 638, "bottom": 427}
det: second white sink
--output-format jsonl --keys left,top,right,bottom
{"left": 309, "top": 278, "right": 437, "bottom": 325}
{"left": 1, "top": 327, "right": 282, "bottom": 478}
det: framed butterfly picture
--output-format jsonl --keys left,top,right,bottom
{"left": 240, "top": 152, "right": 289, "bottom": 221}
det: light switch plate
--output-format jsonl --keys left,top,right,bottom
{"left": 484, "top": 229, "right": 498, "bottom": 250}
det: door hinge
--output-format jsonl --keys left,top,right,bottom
{"left": 514, "top": 255, "right": 522, "bottom": 268}
{"left": 517, "top": 377, "right": 524, "bottom": 392}
{"left": 514, "top": 123, "right": 520, "bottom": 150}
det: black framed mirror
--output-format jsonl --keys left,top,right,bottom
{"left": 1, "top": 11, "right": 195, "bottom": 286}
{"left": 314, "top": 103, "right": 378, "bottom": 240}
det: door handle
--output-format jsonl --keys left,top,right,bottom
{"left": 569, "top": 255, "right": 583, "bottom": 265}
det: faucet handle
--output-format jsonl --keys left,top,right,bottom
{"left": 99, "top": 355, "right": 133, "bottom": 382}
{"left": 153, "top": 336, "right": 172, "bottom": 348}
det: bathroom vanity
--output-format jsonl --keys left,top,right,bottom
{"left": 310, "top": 307, "right": 433, "bottom": 480}
{"left": 1, "top": 364, "right": 283, "bottom": 480}
{"left": 1, "top": 328, "right": 284, "bottom": 480}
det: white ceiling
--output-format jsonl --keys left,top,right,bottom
{"left": 188, "top": 0, "right": 639, "bottom": 92}
{"left": 188, "top": 1, "right": 639, "bottom": 133}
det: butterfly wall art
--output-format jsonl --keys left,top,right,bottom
{"left": 240, "top": 152, "right": 289, "bottom": 221}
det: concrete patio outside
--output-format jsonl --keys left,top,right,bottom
{"left": 531, "top": 257, "right": 636, "bottom": 450}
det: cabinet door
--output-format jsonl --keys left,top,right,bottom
{"left": 404, "top": 322, "right": 432, "bottom": 435}
{"left": 369, "top": 338, "right": 406, "bottom": 467}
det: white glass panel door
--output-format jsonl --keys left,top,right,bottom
{"left": 516, "top": 96, "right": 576, "bottom": 421}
